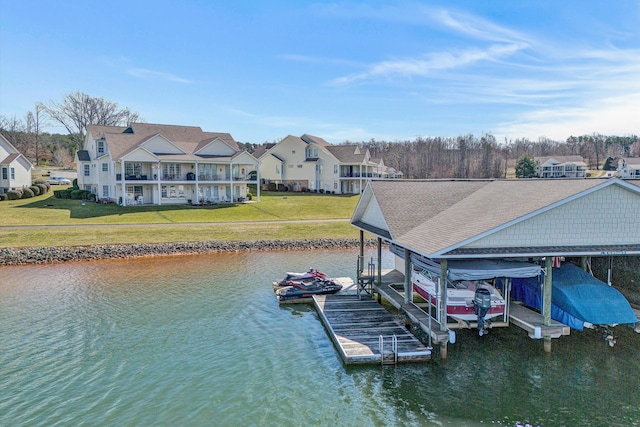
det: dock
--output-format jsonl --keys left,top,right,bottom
{"left": 375, "top": 273, "right": 570, "bottom": 341}
{"left": 376, "top": 282, "right": 451, "bottom": 345}
{"left": 313, "top": 294, "right": 432, "bottom": 364}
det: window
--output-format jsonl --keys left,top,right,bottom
{"left": 84, "top": 185, "right": 91, "bottom": 191}
{"left": 10, "top": 168, "right": 15, "bottom": 180}
{"left": 1, "top": 167, "right": 6, "bottom": 180}
{"left": 334, "top": 165, "right": 338, "bottom": 174}
{"left": 125, "top": 163, "right": 143, "bottom": 177}
{"left": 97, "top": 140, "right": 105, "bottom": 155}
{"left": 161, "top": 185, "right": 184, "bottom": 199}
{"left": 161, "top": 163, "right": 182, "bottom": 180}
{"left": 102, "top": 185, "right": 109, "bottom": 197}
{"left": 102, "top": 163, "right": 109, "bottom": 172}
{"left": 84, "top": 164, "right": 90, "bottom": 177}
{"left": 297, "top": 165, "right": 303, "bottom": 168}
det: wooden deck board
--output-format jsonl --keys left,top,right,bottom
{"left": 509, "top": 303, "right": 570, "bottom": 338}
{"left": 313, "top": 294, "right": 431, "bottom": 365}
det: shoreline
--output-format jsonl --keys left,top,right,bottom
{"left": 0, "top": 239, "right": 380, "bottom": 265}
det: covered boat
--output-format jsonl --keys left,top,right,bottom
{"left": 511, "top": 263, "right": 638, "bottom": 331}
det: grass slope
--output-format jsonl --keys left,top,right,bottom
{"left": 0, "top": 191, "right": 361, "bottom": 248}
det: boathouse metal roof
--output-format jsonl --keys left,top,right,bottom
{"left": 351, "top": 178, "right": 640, "bottom": 259}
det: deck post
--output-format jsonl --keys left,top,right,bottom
{"left": 439, "top": 259, "right": 449, "bottom": 360}
{"left": 377, "top": 237, "right": 382, "bottom": 287}
{"left": 359, "top": 230, "right": 364, "bottom": 260}
{"left": 439, "top": 259, "right": 448, "bottom": 331}
{"left": 404, "top": 248, "right": 411, "bottom": 304}
{"left": 543, "top": 256, "right": 553, "bottom": 352}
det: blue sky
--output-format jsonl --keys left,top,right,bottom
{"left": 1, "top": 1, "right": 638, "bottom": 144}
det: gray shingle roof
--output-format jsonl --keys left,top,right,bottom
{"left": 355, "top": 179, "right": 625, "bottom": 257}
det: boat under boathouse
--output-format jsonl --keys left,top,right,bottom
{"left": 350, "top": 178, "right": 640, "bottom": 357}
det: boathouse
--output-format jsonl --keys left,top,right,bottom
{"left": 350, "top": 178, "right": 640, "bottom": 356}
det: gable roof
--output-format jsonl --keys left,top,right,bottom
{"left": 352, "top": 178, "right": 640, "bottom": 258}
{"left": 300, "top": 134, "right": 331, "bottom": 147}
{"left": 0, "top": 133, "right": 33, "bottom": 168}
{"left": 535, "top": 155, "right": 585, "bottom": 165}
{"left": 620, "top": 157, "right": 640, "bottom": 166}
{"left": 87, "top": 123, "right": 241, "bottom": 160}
{"left": 325, "top": 145, "right": 367, "bottom": 163}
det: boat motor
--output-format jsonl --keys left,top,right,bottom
{"left": 473, "top": 287, "right": 492, "bottom": 336}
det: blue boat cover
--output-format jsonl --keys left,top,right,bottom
{"left": 512, "top": 263, "right": 638, "bottom": 330}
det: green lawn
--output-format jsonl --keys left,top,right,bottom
{"left": 0, "top": 191, "right": 363, "bottom": 247}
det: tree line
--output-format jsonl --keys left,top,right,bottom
{"left": 2, "top": 92, "right": 638, "bottom": 176}
{"left": 343, "top": 133, "right": 639, "bottom": 179}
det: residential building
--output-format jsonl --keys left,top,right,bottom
{"left": 258, "top": 134, "right": 401, "bottom": 194}
{"left": 75, "top": 123, "right": 259, "bottom": 205}
{"left": 0, "top": 133, "right": 33, "bottom": 195}
{"left": 617, "top": 157, "right": 640, "bottom": 179}
{"left": 534, "top": 156, "right": 587, "bottom": 178}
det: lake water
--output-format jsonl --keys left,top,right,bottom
{"left": 1, "top": 249, "right": 639, "bottom": 426}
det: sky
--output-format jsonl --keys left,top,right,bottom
{"left": 1, "top": 1, "right": 639, "bottom": 144}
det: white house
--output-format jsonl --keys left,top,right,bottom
{"left": 75, "top": 123, "right": 259, "bottom": 205}
{"left": 617, "top": 158, "right": 640, "bottom": 179}
{"left": 534, "top": 156, "right": 587, "bottom": 178}
{"left": 258, "top": 134, "right": 399, "bottom": 194}
{"left": 0, "top": 133, "right": 33, "bottom": 195}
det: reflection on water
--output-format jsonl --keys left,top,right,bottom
{"left": 1, "top": 249, "right": 639, "bottom": 426}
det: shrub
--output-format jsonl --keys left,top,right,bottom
{"left": 21, "top": 188, "right": 35, "bottom": 199}
{"left": 29, "top": 185, "right": 41, "bottom": 196}
{"left": 54, "top": 189, "right": 72, "bottom": 199}
{"left": 7, "top": 189, "right": 22, "bottom": 200}
{"left": 72, "top": 178, "right": 78, "bottom": 189}
{"left": 70, "top": 189, "right": 85, "bottom": 199}
{"left": 36, "top": 183, "right": 48, "bottom": 194}
{"left": 0, "top": 194, "right": 6, "bottom": 201}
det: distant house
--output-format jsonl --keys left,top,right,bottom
{"left": 75, "top": 123, "right": 259, "bottom": 205}
{"left": 0, "top": 133, "right": 33, "bottom": 195}
{"left": 534, "top": 156, "right": 587, "bottom": 178}
{"left": 258, "top": 134, "right": 401, "bottom": 194}
{"left": 617, "top": 158, "right": 640, "bottom": 179}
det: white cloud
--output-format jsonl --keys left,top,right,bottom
{"left": 495, "top": 92, "right": 640, "bottom": 140}
{"left": 128, "top": 68, "right": 192, "bottom": 84}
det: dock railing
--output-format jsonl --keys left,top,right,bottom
{"left": 356, "top": 255, "right": 376, "bottom": 299}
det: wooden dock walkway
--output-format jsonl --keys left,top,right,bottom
{"left": 313, "top": 294, "right": 432, "bottom": 365}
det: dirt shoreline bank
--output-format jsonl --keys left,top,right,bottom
{"left": 0, "top": 239, "right": 380, "bottom": 266}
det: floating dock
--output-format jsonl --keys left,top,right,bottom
{"left": 313, "top": 294, "right": 432, "bottom": 364}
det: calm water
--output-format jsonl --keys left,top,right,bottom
{"left": 1, "top": 249, "right": 639, "bottom": 427}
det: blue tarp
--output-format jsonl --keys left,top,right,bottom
{"left": 512, "top": 263, "right": 638, "bottom": 330}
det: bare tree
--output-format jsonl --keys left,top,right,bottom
{"left": 41, "top": 91, "right": 141, "bottom": 149}
{"left": 25, "top": 104, "right": 47, "bottom": 166}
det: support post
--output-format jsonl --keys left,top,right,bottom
{"left": 543, "top": 256, "right": 553, "bottom": 353}
{"left": 359, "top": 230, "right": 364, "bottom": 260}
{"left": 404, "top": 249, "right": 411, "bottom": 304}
{"left": 439, "top": 259, "right": 448, "bottom": 332}
{"left": 377, "top": 237, "right": 382, "bottom": 287}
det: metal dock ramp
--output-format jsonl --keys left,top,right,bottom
{"left": 313, "top": 294, "right": 432, "bottom": 365}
